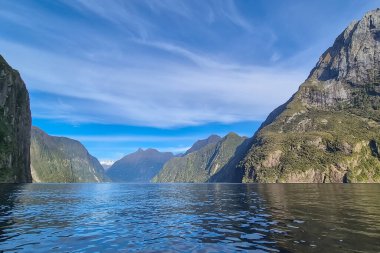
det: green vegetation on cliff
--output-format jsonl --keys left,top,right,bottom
{"left": 0, "top": 55, "right": 31, "bottom": 183}
{"left": 242, "top": 9, "right": 380, "bottom": 183}
{"left": 153, "top": 133, "right": 248, "bottom": 183}
{"left": 30, "top": 127, "right": 109, "bottom": 183}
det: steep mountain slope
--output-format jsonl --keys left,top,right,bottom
{"left": 106, "top": 148, "right": 174, "bottom": 182}
{"left": 0, "top": 55, "right": 31, "bottom": 183}
{"left": 152, "top": 133, "right": 248, "bottom": 183}
{"left": 242, "top": 9, "right": 380, "bottom": 183}
{"left": 30, "top": 127, "right": 109, "bottom": 182}
{"left": 183, "top": 135, "right": 221, "bottom": 155}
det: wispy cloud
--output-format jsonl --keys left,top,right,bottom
{"left": 2, "top": 0, "right": 376, "bottom": 159}
{"left": 2, "top": 37, "right": 305, "bottom": 127}
{"left": 2, "top": 0, "right": 366, "bottom": 130}
{"left": 1, "top": 32, "right": 307, "bottom": 127}
{"left": 60, "top": 135, "right": 199, "bottom": 143}
{"left": 218, "top": 0, "right": 254, "bottom": 32}
{"left": 65, "top": 0, "right": 153, "bottom": 38}
{"left": 134, "top": 40, "right": 226, "bottom": 69}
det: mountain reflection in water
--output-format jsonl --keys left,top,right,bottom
{"left": 0, "top": 183, "right": 379, "bottom": 252}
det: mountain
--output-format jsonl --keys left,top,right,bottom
{"left": 100, "top": 160, "right": 114, "bottom": 170}
{"left": 152, "top": 133, "right": 248, "bottom": 183}
{"left": 0, "top": 55, "right": 31, "bottom": 183}
{"left": 30, "top": 127, "right": 109, "bottom": 182}
{"left": 184, "top": 135, "right": 221, "bottom": 155}
{"left": 241, "top": 9, "right": 380, "bottom": 183}
{"left": 106, "top": 148, "right": 174, "bottom": 182}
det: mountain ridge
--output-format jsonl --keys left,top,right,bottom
{"left": 184, "top": 134, "right": 222, "bottom": 155}
{"left": 30, "top": 126, "right": 109, "bottom": 183}
{"left": 152, "top": 133, "right": 247, "bottom": 183}
{"left": 241, "top": 9, "right": 380, "bottom": 183}
{"left": 106, "top": 148, "right": 174, "bottom": 182}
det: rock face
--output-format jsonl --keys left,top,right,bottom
{"left": 0, "top": 55, "right": 31, "bottom": 183}
{"left": 30, "top": 127, "right": 109, "bottom": 182}
{"left": 242, "top": 9, "right": 380, "bottom": 183}
{"left": 153, "top": 133, "right": 249, "bottom": 183}
{"left": 107, "top": 148, "right": 174, "bottom": 182}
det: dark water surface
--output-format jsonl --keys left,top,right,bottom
{"left": 0, "top": 184, "right": 379, "bottom": 252}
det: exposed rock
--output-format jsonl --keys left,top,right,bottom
{"left": 262, "top": 150, "right": 282, "bottom": 168}
{"left": 0, "top": 55, "right": 31, "bottom": 183}
{"left": 30, "top": 127, "right": 109, "bottom": 182}
{"left": 241, "top": 9, "right": 380, "bottom": 183}
{"left": 106, "top": 148, "right": 174, "bottom": 182}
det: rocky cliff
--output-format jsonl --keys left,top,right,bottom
{"left": 241, "top": 9, "right": 380, "bottom": 183}
{"left": 106, "top": 148, "right": 174, "bottom": 182}
{"left": 30, "top": 127, "right": 109, "bottom": 182}
{"left": 153, "top": 133, "right": 248, "bottom": 183}
{"left": 0, "top": 55, "right": 31, "bottom": 183}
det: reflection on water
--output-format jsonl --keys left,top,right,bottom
{"left": 0, "top": 183, "right": 379, "bottom": 252}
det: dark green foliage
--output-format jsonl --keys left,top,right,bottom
{"left": 243, "top": 96, "right": 380, "bottom": 183}
{"left": 0, "top": 55, "right": 31, "bottom": 183}
{"left": 153, "top": 133, "right": 247, "bottom": 183}
{"left": 30, "top": 127, "right": 109, "bottom": 183}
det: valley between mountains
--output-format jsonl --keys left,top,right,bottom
{"left": 1, "top": 9, "right": 380, "bottom": 183}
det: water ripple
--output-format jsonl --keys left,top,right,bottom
{"left": 0, "top": 183, "right": 379, "bottom": 252}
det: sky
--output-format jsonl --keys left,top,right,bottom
{"left": 0, "top": 0, "right": 379, "bottom": 162}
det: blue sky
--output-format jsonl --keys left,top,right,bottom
{"left": 1, "top": 0, "right": 379, "bottom": 162}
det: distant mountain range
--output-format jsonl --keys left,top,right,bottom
{"left": 106, "top": 148, "right": 174, "bottom": 182}
{"left": 152, "top": 133, "right": 249, "bottom": 183}
{"left": 152, "top": 9, "right": 380, "bottom": 183}
{"left": 0, "top": 9, "right": 380, "bottom": 184}
{"left": 30, "top": 127, "right": 109, "bottom": 183}
{"left": 100, "top": 160, "right": 115, "bottom": 170}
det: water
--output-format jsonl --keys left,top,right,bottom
{"left": 0, "top": 184, "right": 379, "bottom": 252}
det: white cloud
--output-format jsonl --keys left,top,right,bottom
{"left": 59, "top": 135, "right": 199, "bottom": 143}
{"left": 219, "top": 0, "right": 254, "bottom": 32}
{"left": 99, "top": 160, "right": 115, "bottom": 166}
{"left": 0, "top": 0, "right": 315, "bottom": 128}
{"left": 66, "top": 0, "right": 153, "bottom": 38}
{"left": 1, "top": 37, "right": 306, "bottom": 127}
{"left": 270, "top": 52, "right": 281, "bottom": 63}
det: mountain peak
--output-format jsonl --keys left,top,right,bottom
{"left": 107, "top": 148, "right": 174, "bottom": 182}
{"left": 184, "top": 135, "right": 222, "bottom": 155}
{"left": 30, "top": 127, "right": 109, "bottom": 183}
{"left": 241, "top": 9, "right": 380, "bottom": 183}
{"left": 153, "top": 132, "right": 247, "bottom": 183}
{"left": 308, "top": 8, "right": 380, "bottom": 86}
{"left": 224, "top": 132, "right": 240, "bottom": 139}
{"left": 134, "top": 148, "right": 170, "bottom": 156}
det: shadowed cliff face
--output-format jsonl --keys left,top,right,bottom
{"left": 242, "top": 9, "right": 380, "bottom": 183}
{"left": 152, "top": 133, "right": 247, "bottom": 183}
{"left": 0, "top": 55, "right": 31, "bottom": 183}
{"left": 30, "top": 127, "right": 109, "bottom": 183}
{"left": 106, "top": 149, "right": 174, "bottom": 182}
